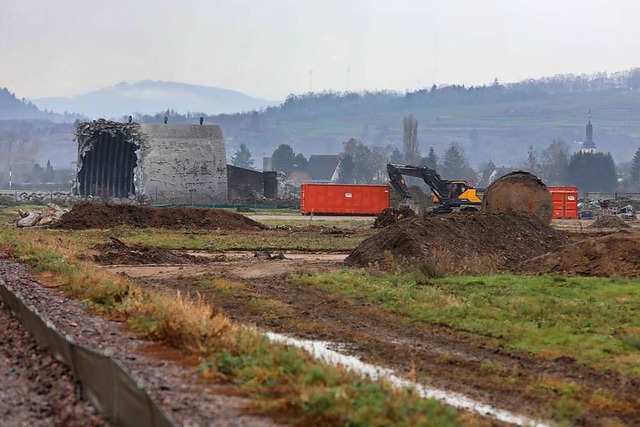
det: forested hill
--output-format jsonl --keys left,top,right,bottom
{"left": 0, "top": 88, "right": 75, "bottom": 122}
{"left": 174, "top": 68, "right": 640, "bottom": 167}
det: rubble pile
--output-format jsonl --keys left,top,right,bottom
{"left": 1, "top": 192, "right": 79, "bottom": 206}
{"left": 15, "top": 204, "right": 65, "bottom": 228}
{"left": 588, "top": 215, "right": 631, "bottom": 229}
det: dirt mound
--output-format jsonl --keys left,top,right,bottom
{"left": 346, "top": 211, "right": 568, "bottom": 274}
{"left": 482, "top": 171, "right": 553, "bottom": 225}
{"left": 57, "top": 203, "right": 268, "bottom": 230}
{"left": 92, "top": 237, "right": 204, "bottom": 265}
{"left": 588, "top": 215, "right": 630, "bottom": 229}
{"left": 373, "top": 207, "right": 417, "bottom": 228}
{"left": 517, "top": 232, "right": 640, "bottom": 277}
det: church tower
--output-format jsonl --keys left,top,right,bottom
{"left": 581, "top": 110, "right": 597, "bottom": 154}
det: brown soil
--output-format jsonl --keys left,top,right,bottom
{"left": 517, "top": 231, "right": 640, "bottom": 277}
{"left": 373, "top": 207, "right": 416, "bottom": 228}
{"left": 346, "top": 211, "right": 569, "bottom": 273}
{"left": 92, "top": 237, "right": 207, "bottom": 265}
{"left": 56, "top": 203, "right": 268, "bottom": 230}
{"left": 123, "top": 256, "right": 640, "bottom": 427}
{"left": 587, "top": 215, "right": 631, "bottom": 229}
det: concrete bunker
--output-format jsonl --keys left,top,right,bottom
{"left": 74, "top": 119, "right": 228, "bottom": 203}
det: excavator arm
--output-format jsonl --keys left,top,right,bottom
{"left": 386, "top": 163, "right": 450, "bottom": 203}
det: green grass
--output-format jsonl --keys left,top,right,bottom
{"left": 259, "top": 218, "right": 374, "bottom": 228}
{"left": 198, "top": 335, "right": 460, "bottom": 427}
{"left": 293, "top": 270, "right": 640, "bottom": 376}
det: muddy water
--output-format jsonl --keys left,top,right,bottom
{"left": 266, "top": 332, "right": 549, "bottom": 427}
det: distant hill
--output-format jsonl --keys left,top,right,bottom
{"left": 206, "top": 68, "right": 640, "bottom": 167}
{"left": 0, "top": 87, "right": 71, "bottom": 122}
{"left": 34, "top": 80, "right": 278, "bottom": 119}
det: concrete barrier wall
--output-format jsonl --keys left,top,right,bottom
{"left": 0, "top": 280, "right": 175, "bottom": 427}
{"left": 140, "top": 124, "right": 227, "bottom": 204}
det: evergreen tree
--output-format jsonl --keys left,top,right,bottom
{"left": 230, "top": 144, "right": 254, "bottom": 168}
{"left": 271, "top": 144, "right": 296, "bottom": 174}
{"left": 390, "top": 147, "right": 404, "bottom": 164}
{"left": 478, "top": 160, "right": 496, "bottom": 186}
{"left": 442, "top": 143, "right": 464, "bottom": 178}
{"left": 631, "top": 146, "right": 640, "bottom": 185}
{"left": 521, "top": 145, "right": 540, "bottom": 175}
{"left": 420, "top": 147, "right": 439, "bottom": 170}
{"left": 441, "top": 143, "right": 477, "bottom": 181}
{"left": 293, "top": 153, "right": 308, "bottom": 171}
{"left": 567, "top": 151, "right": 617, "bottom": 192}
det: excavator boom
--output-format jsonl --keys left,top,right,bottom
{"left": 386, "top": 163, "right": 449, "bottom": 203}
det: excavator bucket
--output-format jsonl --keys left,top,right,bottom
{"left": 481, "top": 171, "right": 553, "bottom": 225}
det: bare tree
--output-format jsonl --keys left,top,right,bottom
{"left": 402, "top": 115, "right": 420, "bottom": 165}
{"left": 540, "top": 139, "right": 570, "bottom": 185}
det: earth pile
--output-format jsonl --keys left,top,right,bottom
{"left": 517, "top": 232, "right": 640, "bottom": 277}
{"left": 374, "top": 207, "right": 417, "bottom": 228}
{"left": 346, "top": 212, "right": 568, "bottom": 274}
{"left": 92, "top": 237, "right": 204, "bottom": 265}
{"left": 57, "top": 203, "right": 267, "bottom": 230}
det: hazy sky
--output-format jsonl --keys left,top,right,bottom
{"left": 1, "top": 0, "right": 639, "bottom": 100}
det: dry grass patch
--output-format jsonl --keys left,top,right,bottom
{"left": 0, "top": 227, "right": 465, "bottom": 426}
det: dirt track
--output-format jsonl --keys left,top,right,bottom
{"left": 108, "top": 254, "right": 640, "bottom": 427}
{"left": 0, "top": 260, "right": 280, "bottom": 427}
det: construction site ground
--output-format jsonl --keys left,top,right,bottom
{"left": 1, "top": 205, "right": 639, "bottom": 426}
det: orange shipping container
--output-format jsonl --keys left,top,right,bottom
{"left": 548, "top": 186, "right": 578, "bottom": 219}
{"left": 300, "top": 184, "right": 390, "bottom": 215}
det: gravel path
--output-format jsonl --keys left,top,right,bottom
{"left": 0, "top": 301, "right": 107, "bottom": 427}
{"left": 0, "top": 260, "right": 280, "bottom": 427}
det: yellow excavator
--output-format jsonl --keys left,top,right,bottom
{"left": 387, "top": 163, "right": 484, "bottom": 213}
{"left": 387, "top": 163, "right": 554, "bottom": 224}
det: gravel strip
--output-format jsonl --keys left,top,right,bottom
{"left": 0, "top": 260, "right": 280, "bottom": 427}
{"left": 0, "top": 300, "right": 107, "bottom": 426}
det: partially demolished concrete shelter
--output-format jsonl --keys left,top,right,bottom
{"left": 74, "top": 119, "right": 228, "bottom": 203}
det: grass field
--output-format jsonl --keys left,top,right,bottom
{"left": 293, "top": 270, "right": 640, "bottom": 377}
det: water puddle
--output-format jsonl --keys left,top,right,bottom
{"left": 266, "top": 332, "right": 549, "bottom": 427}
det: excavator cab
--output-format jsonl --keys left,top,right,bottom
{"left": 450, "top": 181, "right": 482, "bottom": 203}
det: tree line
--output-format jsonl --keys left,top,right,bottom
{"left": 231, "top": 113, "right": 640, "bottom": 195}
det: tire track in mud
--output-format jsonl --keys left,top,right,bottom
{"left": 131, "top": 260, "right": 640, "bottom": 427}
